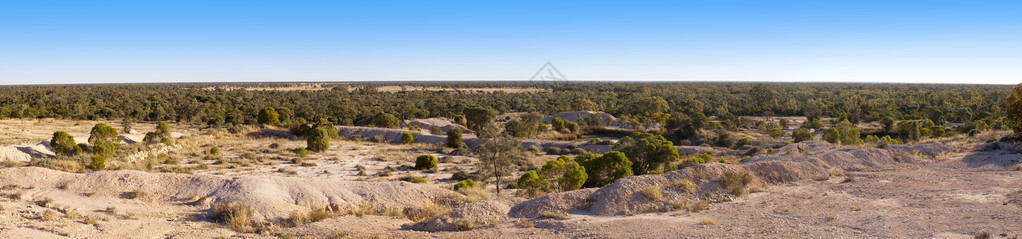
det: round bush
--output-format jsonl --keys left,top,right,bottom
{"left": 401, "top": 132, "right": 415, "bottom": 144}
{"left": 414, "top": 154, "right": 438, "bottom": 170}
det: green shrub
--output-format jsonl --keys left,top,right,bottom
{"left": 372, "top": 112, "right": 400, "bottom": 128}
{"left": 295, "top": 147, "right": 308, "bottom": 158}
{"left": 414, "top": 154, "right": 438, "bottom": 170}
{"left": 517, "top": 170, "right": 543, "bottom": 189}
{"left": 88, "top": 123, "right": 119, "bottom": 145}
{"left": 446, "top": 128, "right": 463, "bottom": 148}
{"left": 257, "top": 107, "right": 281, "bottom": 126}
{"left": 823, "top": 128, "right": 840, "bottom": 143}
{"left": 89, "top": 155, "right": 106, "bottom": 171}
{"left": 792, "top": 127, "right": 813, "bottom": 142}
{"left": 92, "top": 138, "right": 116, "bottom": 158}
{"left": 558, "top": 165, "right": 587, "bottom": 191}
{"left": 401, "top": 133, "right": 415, "bottom": 144}
{"left": 453, "top": 179, "right": 476, "bottom": 191}
{"left": 565, "top": 122, "right": 579, "bottom": 134}
{"left": 411, "top": 177, "right": 427, "bottom": 184}
{"left": 578, "top": 151, "right": 632, "bottom": 188}
{"left": 209, "top": 146, "right": 220, "bottom": 155}
{"left": 430, "top": 127, "right": 443, "bottom": 135}
{"left": 50, "top": 131, "right": 81, "bottom": 156}
{"left": 307, "top": 128, "right": 330, "bottom": 152}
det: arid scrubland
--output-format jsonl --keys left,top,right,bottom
{"left": 1, "top": 82, "right": 1021, "bottom": 238}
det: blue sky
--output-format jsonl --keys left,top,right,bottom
{"left": 1, "top": 0, "right": 1020, "bottom": 84}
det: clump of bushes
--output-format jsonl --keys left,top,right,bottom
{"left": 414, "top": 154, "right": 438, "bottom": 170}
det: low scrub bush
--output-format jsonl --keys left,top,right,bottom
{"left": 717, "top": 171, "right": 754, "bottom": 196}
{"left": 209, "top": 201, "right": 255, "bottom": 232}
{"left": 414, "top": 154, "right": 438, "bottom": 170}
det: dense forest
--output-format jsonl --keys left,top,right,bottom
{"left": 0, "top": 82, "right": 1010, "bottom": 129}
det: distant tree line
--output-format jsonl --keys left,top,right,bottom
{"left": 0, "top": 82, "right": 1008, "bottom": 129}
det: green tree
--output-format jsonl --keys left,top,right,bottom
{"left": 559, "top": 165, "right": 587, "bottom": 191}
{"left": 257, "top": 107, "right": 281, "bottom": 125}
{"left": 578, "top": 151, "right": 632, "bottom": 187}
{"left": 613, "top": 132, "right": 678, "bottom": 175}
{"left": 89, "top": 155, "right": 106, "bottom": 171}
{"left": 792, "top": 127, "right": 813, "bottom": 143}
{"left": 822, "top": 128, "right": 840, "bottom": 144}
{"left": 897, "top": 120, "right": 921, "bottom": 142}
{"left": 551, "top": 117, "right": 566, "bottom": 132}
{"left": 474, "top": 127, "right": 524, "bottom": 194}
{"left": 881, "top": 117, "right": 896, "bottom": 132}
{"left": 1005, "top": 83, "right": 1021, "bottom": 135}
{"left": 446, "top": 128, "right": 463, "bottom": 148}
{"left": 564, "top": 122, "right": 579, "bottom": 134}
{"left": 517, "top": 170, "right": 543, "bottom": 190}
{"left": 835, "top": 120, "right": 861, "bottom": 145}
{"left": 306, "top": 127, "right": 330, "bottom": 152}
{"left": 92, "top": 138, "right": 116, "bottom": 158}
{"left": 372, "top": 112, "right": 400, "bottom": 128}
{"left": 121, "top": 117, "right": 134, "bottom": 133}
{"left": 156, "top": 122, "right": 171, "bottom": 139}
{"left": 50, "top": 131, "right": 82, "bottom": 156}
{"left": 464, "top": 106, "right": 496, "bottom": 131}
{"left": 401, "top": 132, "right": 415, "bottom": 144}
{"left": 88, "top": 123, "right": 118, "bottom": 145}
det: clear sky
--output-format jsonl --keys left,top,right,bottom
{"left": 1, "top": 0, "right": 1020, "bottom": 85}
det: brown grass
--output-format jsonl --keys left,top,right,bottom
{"left": 671, "top": 179, "right": 697, "bottom": 193}
{"left": 640, "top": 185, "right": 663, "bottom": 201}
{"left": 538, "top": 210, "right": 571, "bottom": 220}
{"left": 404, "top": 203, "right": 451, "bottom": 222}
{"left": 209, "top": 201, "right": 255, "bottom": 232}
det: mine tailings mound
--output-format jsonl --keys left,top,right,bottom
{"left": 508, "top": 141, "right": 956, "bottom": 217}
{"left": 0, "top": 167, "right": 463, "bottom": 221}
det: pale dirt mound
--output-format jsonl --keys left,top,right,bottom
{"left": 518, "top": 141, "right": 944, "bottom": 216}
{"left": 0, "top": 167, "right": 462, "bottom": 221}
{"left": 338, "top": 126, "right": 482, "bottom": 148}
{"left": 508, "top": 188, "right": 597, "bottom": 218}
{"left": 541, "top": 111, "right": 619, "bottom": 127}
{"left": 410, "top": 197, "right": 526, "bottom": 232}
{"left": 400, "top": 117, "right": 470, "bottom": 134}
{"left": 1, "top": 142, "right": 55, "bottom": 162}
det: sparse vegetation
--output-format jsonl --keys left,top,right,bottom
{"left": 717, "top": 171, "right": 754, "bottom": 196}
{"left": 640, "top": 185, "right": 662, "bottom": 201}
{"left": 209, "top": 201, "right": 255, "bottom": 232}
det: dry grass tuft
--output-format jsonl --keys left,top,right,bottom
{"left": 209, "top": 201, "right": 255, "bottom": 232}
{"left": 671, "top": 179, "right": 697, "bottom": 193}
{"left": 640, "top": 185, "right": 663, "bottom": 201}
{"left": 717, "top": 171, "right": 754, "bottom": 196}
{"left": 403, "top": 203, "right": 451, "bottom": 222}
{"left": 689, "top": 200, "right": 711, "bottom": 213}
{"left": 698, "top": 217, "right": 716, "bottom": 225}
{"left": 538, "top": 210, "right": 571, "bottom": 220}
